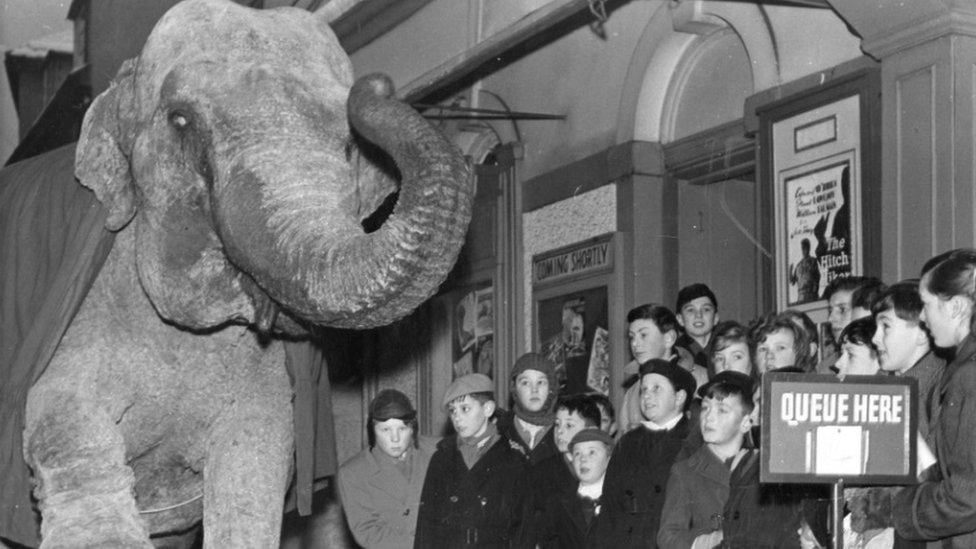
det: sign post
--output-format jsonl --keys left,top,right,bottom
{"left": 761, "top": 372, "right": 918, "bottom": 547}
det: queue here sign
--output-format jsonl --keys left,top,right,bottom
{"left": 760, "top": 373, "right": 918, "bottom": 485}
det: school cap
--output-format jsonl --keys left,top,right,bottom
{"left": 569, "top": 427, "right": 616, "bottom": 451}
{"left": 639, "top": 358, "right": 697, "bottom": 400}
{"left": 443, "top": 373, "right": 494, "bottom": 408}
{"left": 676, "top": 283, "right": 718, "bottom": 312}
{"left": 510, "top": 351, "right": 555, "bottom": 379}
{"left": 369, "top": 389, "right": 416, "bottom": 421}
{"left": 697, "top": 370, "right": 754, "bottom": 399}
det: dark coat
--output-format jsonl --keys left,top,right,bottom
{"left": 657, "top": 445, "right": 730, "bottom": 549}
{"left": 538, "top": 490, "right": 613, "bottom": 549}
{"left": 902, "top": 350, "right": 946, "bottom": 447}
{"left": 522, "top": 452, "right": 579, "bottom": 546}
{"left": 721, "top": 448, "right": 803, "bottom": 548}
{"left": 414, "top": 434, "right": 530, "bottom": 548}
{"left": 496, "top": 409, "right": 559, "bottom": 466}
{"left": 602, "top": 416, "right": 695, "bottom": 548}
{"left": 894, "top": 334, "right": 976, "bottom": 547}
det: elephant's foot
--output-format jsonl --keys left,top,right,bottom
{"left": 25, "top": 393, "right": 152, "bottom": 548}
{"left": 38, "top": 491, "right": 152, "bottom": 549}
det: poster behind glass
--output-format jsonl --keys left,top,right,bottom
{"left": 537, "top": 286, "right": 610, "bottom": 395}
{"left": 452, "top": 282, "right": 493, "bottom": 380}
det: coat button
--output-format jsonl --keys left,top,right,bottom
{"left": 654, "top": 485, "right": 661, "bottom": 493}
{"left": 450, "top": 495, "right": 459, "bottom": 503}
{"left": 733, "top": 511, "right": 740, "bottom": 520}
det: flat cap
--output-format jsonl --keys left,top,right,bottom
{"left": 443, "top": 373, "right": 494, "bottom": 408}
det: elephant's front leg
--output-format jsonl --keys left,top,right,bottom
{"left": 25, "top": 391, "right": 153, "bottom": 548}
{"left": 202, "top": 398, "right": 293, "bottom": 548}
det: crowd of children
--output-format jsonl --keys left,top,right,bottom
{"left": 336, "top": 248, "right": 976, "bottom": 548}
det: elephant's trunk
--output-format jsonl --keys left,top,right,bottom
{"left": 215, "top": 74, "right": 473, "bottom": 330}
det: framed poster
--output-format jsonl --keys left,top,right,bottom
{"left": 536, "top": 286, "right": 610, "bottom": 395}
{"left": 452, "top": 282, "right": 493, "bottom": 380}
{"left": 758, "top": 67, "right": 881, "bottom": 320}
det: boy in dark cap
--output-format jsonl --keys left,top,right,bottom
{"left": 538, "top": 428, "right": 615, "bottom": 548}
{"left": 338, "top": 389, "right": 437, "bottom": 548}
{"left": 496, "top": 352, "right": 560, "bottom": 465}
{"left": 674, "top": 283, "right": 719, "bottom": 375}
{"left": 602, "top": 359, "right": 699, "bottom": 547}
{"left": 414, "top": 374, "right": 529, "bottom": 548}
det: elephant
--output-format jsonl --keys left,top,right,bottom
{"left": 8, "top": 0, "right": 473, "bottom": 546}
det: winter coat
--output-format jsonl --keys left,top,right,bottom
{"left": 657, "top": 445, "right": 730, "bottom": 549}
{"left": 602, "top": 416, "right": 695, "bottom": 548}
{"left": 538, "top": 490, "right": 613, "bottom": 549}
{"left": 414, "top": 434, "right": 530, "bottom": 548}
{"left": 496, "top": 409, "right": 559, "bottom": 466}
{"left": 523, "top": 452, "right": 579, "bottom": 547}
{"left": 894, "top": 334, "right": 976, "bottom": 547}
{"left": 336, "top": 436, "right": 437, "bottom": 549}
{"left": 902, "top": 350, "right": 946, "bottom": 448}
{"left": 721, "top": 448, "right": 803, "bottom": 548}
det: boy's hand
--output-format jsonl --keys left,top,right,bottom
{"left": 691, "top": 530, "right": 723, "bottom": 549}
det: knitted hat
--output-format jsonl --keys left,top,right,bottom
{"left": 569, "top": 427, "right": 615, "bottom": 452}
{"left": 510, "top": 352, "right": 556, "bottom": 380}
{"left": 697, "top": 370, "right": 754, "bottom": 400}
{"left": 639, "top": 358, "right": 697, "bottom": 406}
{"left": 443, "top": 373, "right": 494, "bottom": 408}
{"left": 676, "top": 283, "right": 718, "bottom": 312}
{"left": 369, "top": 389, "right": 416, "bottom": 421}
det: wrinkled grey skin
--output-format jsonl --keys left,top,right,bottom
{"left": 22, "top": 0, "right": 472, "bottom": 546}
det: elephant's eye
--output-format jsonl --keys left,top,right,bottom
{"left": 168, "top": 110, "right": 191, "bottom": 131}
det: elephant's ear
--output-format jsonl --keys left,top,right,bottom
{"left": 76, "top": 59, "right": 138, "bottom": 231}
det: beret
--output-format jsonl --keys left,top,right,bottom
{"left": 569, "top": 427, "right": 615, "bottom": 452}
{"left": 697, "top": 370, "right": 754, "bottom": 400}
{"left": 639, "top": 358, "right": 697, "bottom": 402}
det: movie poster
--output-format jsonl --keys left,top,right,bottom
{"left": 537, "top": 286, "right": 609, "bottom": 395}
{"left": 452, "top": 283, "right": 493, "bottom": 380}
{"left": 784, "top": 161, "right": 852, "bottom": 306}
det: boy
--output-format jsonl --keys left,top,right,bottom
{"left": 414, "top": 373, "right": 528, "bottom": 548}
{"left": 871, "top": 280, "right": 945, "bottom": 446}
{"left": 620, "top": 304, "right": 706, "bottom": 433}
{"left": 496, "top": 352, "right": 559, "bottom": 465}
{"left": 588, "top": 392, "right": 618, "bottom": 437}
{"left": 674, "top": 283, "right": 719, "bottom": 374}
{"left": 538, "top": 428, "right": 615, "bottom": 548}
{"left": 603, "top": 359, "right": 698, "bottom": 547}
{"left": 816, "top": 276, "right": 877, "bottom": 373}
{"left": 658, "top": 371, "right": 753, "bottom": 549}
{"left": 524, "top": 394, "right": 603, "bottom": 546}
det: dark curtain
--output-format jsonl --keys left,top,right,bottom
{"left": 0, "top": 144, "right": 115, "bottom": 547}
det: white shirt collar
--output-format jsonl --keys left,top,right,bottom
{"left": 641, "top": 414, "right": 682, "bottom": 432}
{"left": 577, "top": 475, "right": 605, "bottom": 499}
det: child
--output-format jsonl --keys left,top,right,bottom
{"left": 620, "top": 304, "right": 706, "bottom": 433}
{"left": 708, "top": 320, "right": 754, "bottom": 377}
{"left": 603, "top": 358, "right": 698, "bottom": 547}
{"left": 538, "top": 428, "right": 615, "bottom": 548}
{"left": 524, "top": 394, "right": 603, "bottom": 546}
{"left": 834, "top": 317, "right": 881, "bottom": 377}
{"left": 496, "top": 352, "right": 559, "bottom": 465}
{"left": 588, "top": 392, "right": 618, "bottom": 437}
{"left": 658, "top": 371, "right": 754, "bottom": 549}
{"left": 817, "top": 276, "right": 877, "bottom": 373}
{"left": 871, "top": 280, "right": 945, "bottom": 445}
{"left": 414, "top": 373, "right": 528, "bottom": 548}
{"left": 675, "top": 284, "right": 720, "bottom": 373}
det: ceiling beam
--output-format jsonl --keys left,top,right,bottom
{"left": 322, "top": 0, "right": 437, "bottom": 53}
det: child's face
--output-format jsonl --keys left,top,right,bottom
{"left": 873, "top": 309, "right": 926, "bottom": 373}
{"left": 712, "top": 341, "right": 751, "bottom": 375}
{"left": 700, "top": 394, "right": 750, "bottom": 447}
{"left": 835, "top": 342, "right": 879, "bottom": 376}
{"left": 514, "top": 369, "right": 550, "bottom": 412}
{"left": 755, "top": 328, "right": 796, "bottom": 373}
{"left": 828, "top": 290, "right": 854, "bottom": 339}
{"left": 678, "top": 297, "right": 718, "bottom": 339}
{"left": 554, "top": 409, "right": 589, "bottom": 453}
{"left": 595, "top": 403, "right": 617, "bottom": 436}
{"left": 448, "top": 395, "right": 494, "bottom": 438}
{"left": 639, "top": 373, "right": 683, "bottom": 424}
{"left": 628, "top": 319, "right": 672, "bottom": 364}
{"left": 373, "top": 418, "right": 414, "bottom": 460}
{"left": 572, "top": 441, "right": 611, "bottom": 485}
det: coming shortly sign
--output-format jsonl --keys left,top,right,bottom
{"left": 760, "top": 372, "right": 917, "bottom": 485}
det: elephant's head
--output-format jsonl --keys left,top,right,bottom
{"left": 75, "top": 0, "right": 473, "bottom": 332}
